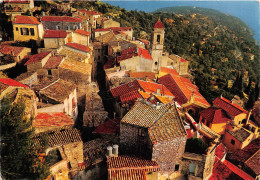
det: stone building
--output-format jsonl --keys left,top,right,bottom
{"left": 37, "top": 79, "right": 78, "bottom": 121}
{"left": 4, "top": 0, "right": 34, "bottom": 17}
{"left": 72, "top": 29, "right": 91, "bottom": 46}
{"left": 94, "top": 27, "right": 133, "bottom": 40}
{"left": 107, "top": 39, "right": 137, "bottom": 58}
{"left": 43, "top": 30, "right": 68, "bottom": 49}
{"left": 74, "top": 9, "right": 102, "bottom": 29}
{"left": 168, "top": 54, "right": 190, "bottom": 76}
{"left": 41, "top": 16, "right": 82, "bottom": 31}
{"left": 33, "top": 126, "right": 84, "bottom": 179}
{"left": 83, "top": 83, "right": 108, "bottom": 127}
{"left": 0, "top": 44, "right": 31, "bottom": 62}
{"left": 101, "top": 19, "right": 120, "bottom": 29}
{"left": 120, "top": 100, "right": 187, "bottom": 177}
{"left": 117, "top": 47, "right": 153, "bottom": 72}
{"left": 12, "top": 16, "right": 44, "bottom": 44}
{"left": 24, "top": 51, "right": 52, "bottom": 72}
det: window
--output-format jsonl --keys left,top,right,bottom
{"left": 138, "top": 128, "right": 145, "bottom": 137}
{"left": 175, "top": 164, "right": 180, "bottom": 171}
{"left": 157, "top": 34, "right": 160, "bottom": 43}
{"left": 231, "top": 139, "right": 235, "bottom": 145}
{"left": 24, "top": 28, "right": 29, "bottom": 35}
{"left": 16, "top": 27, "right": 18, "bottom": 31}
{"left": 74, "top": 25, "right": 78, "bottom": 30}
{"left": 66, "top": 26, "right": 70, "bottom": 30}
{"left": 56, "top": 25, "right": 60, "bottom": 30}
{"left": 30, "top": 28, "right": 34, "bottom": 36}
{"left": 155, "top": 61, "right": 158, "bottom": 65}
{"left": 242, "top": 119, "right": 246, "bottom": 124}
{"left": 20, "top": 28, "right": 23, "bottom": 35}
{"left": 47, "top": 70, "right": 52, "bottom": 75}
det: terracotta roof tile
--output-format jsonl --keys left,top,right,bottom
{"left": 148, "top": 105, "right": 187, "bottom": 144}
{"left": 43, "top": 55, "right": 64, "bottom": 69}
{"left": 110, "top": 79, "right": 173, "bottom": 101}
{"left": 0, "top": 45, "right": 27, "bottom": 56}
{"left": 244, "top": 150, "right": 260, "bottom": 176}
{"left": 119, "top": 90, "right": 150, "bottom": 104}
{"left": 75, "top": 29, "right": 91, "bottom": 36}
{"left": 200, "top": 107, "right": 231, "bottom": 125}
{"left": 39, "top": 79, "right": 76, "bottom": 103}
{"left": 215, "top": 143, "right": 227, "bottom": 160}
{"left": 209, "top": 158, "right": 245, "bottom": 180}
{"left": 160, "top": 67, "right": 179, "bottom": 76}
{"left": 223, "top": 160, "right": 254, "bottom": 180}
{"left": 129, "top": 72, "right": 155, "bottom": 80}
{"left": 43, "top": 30, "right": 67, "bottom": 38}
{"left": 13, "top": 15, "right": 40, "bottom": 24}
{"left": 95, "top": 31, "right": 117, "bottom": 43}
{"left": 4, "top": 0, "right": 30, "bottom": 4}
{"left": 117, "top": 47, "right": 152, "bottom": 61}
{"left": 227, "top": 128, "right": 251, "bottom": 142}
{"left": 93, "top": 118, "right": 121, "bottom": 134}
{"left": 33, "top": 112, "right": 74, "bottom": 128}
{"left": 65, "top": 43, "right": 91, "bottom": 53}
{"left": 158, "top": 73, "right": 210, "bottom": 107}
{"left": 41, "top": 16, "right": 82, "bottom": 22}
{"left": 107, "top": 156, "right": 159, "bottom": 180}
{"left": 59, "top": 60, "right": 92, "bottom": 75}
{"left": 24, "top": 51, "right": 51, "bottom": 65}
{"left": 0, "top": 78, "right": 28, "bottom": 88}
{"left": 33, "top": 127, "right": 82, "bottom": 147}
{"left": 213, "top": 96, "right": 247, "bottom": 117}
{"left": 154, "top": 19, "right": 165, "bottom": 29}
{"left": 227, "top": 138, "right": 260, "bottom": 164}
{"left": 94, "top": 27, "right": 132, "bottom": 33}
{"left": 77, "top": 9, "right": 102, "bottom": 15}
{"left": 121, "top": 100, "right": 171, "bottom": 128}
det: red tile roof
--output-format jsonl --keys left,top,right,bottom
{"left": 213, "top": 96, "right": 247, "bottom": 117}
{"left": 4, "top": 0, "right": 30, "bottom": 4}
{"left": 104, "top": 58, "right": 116, "bottom": 69}
{"left": 0, "top": 45, "right": 26, "bottom": 56}
{"left": 43, "top": 30, "right": 67, "bottom": 38}
{"left": 227, "top": 138, "right": 260, "bottom": 164}
{"left": 180, "top": 58, "right": 187, "bottom": 62}
{"left": 110, "top": 79, "right": 173, "bottom": 101}
{"left": 107, "top": 156, "right": 159, "bottom": 180}
{"left": 65, "top": 43, "right": 91, "bottom": 53}
{"left": 0, "top": 78, "right": 28, "bottom": 88}
{"left": 129, "top": 72, "right": 156, "bottom": 80}
{"left": 43, "top": 55, "right": 64, "bottom": 69}
{"left": 158, "top": 73, "right": 210, "bottom": 107}
{"left": 244, "top": 150, "right": 260, "bottom": 176}
{"left": 93, "top": 118, "right": 120, "bottom": 134}
{"left": 223, "top": 160, "right": 254, "bottom": 180}
{"left": 94, "top": 27, "right": 132, "bottom": 33}
{"left": 209, "top": 158, "right": 245, "bottom": 180}
{"left": 33, "top": 112, "right": 74, "bottom": 128}
{"left": 200, "top": 107, "right": 231, "bottom": 125}
{"left": 117, "top": 47, "right": 152, "bottom": 61}
{"left": 75, "top": 29, "right": 91, "bottom": 36}
{"left": 215, "top": 143, "right": 227, "bottom": 160}
{"left": 13, "top": 15, "right": 40, "bottom": 24}
{"left": 41, "top": 16, "right": 82, "bottom": 22}
{"left": 160, "top": 67, "right": 179, "bottom": 76}
{"left": 77, "top": 9, "right": 102, "bottom": 15}
{"left": 120, "top": 90, "right": 150, "bottom": 104}
{"left": 138, "top": 38, "right": 150, "bottom": 45}
{"left": 24, "top": 51, "right": 51, "bottom": 65}
{"left": 154, "top": 19, "right": 165, "bottom": 29}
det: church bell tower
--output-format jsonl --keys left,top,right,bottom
{"left": 151, "top": 18, "right": 165, "bottom": 72}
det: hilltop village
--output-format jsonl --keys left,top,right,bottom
{"left": 0, "top": 1, "right": 259, "bottom": 180}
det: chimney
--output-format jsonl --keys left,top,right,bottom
{"left": 245, "top": 110, "right": 252, "bottom": 126}
{"left": 156, "top": 88, "right": 160, "bottom": 95}
{"left": 112, "top": 145, "right": 118, "bottom": 157}
{"left": 107, "top": 146, "right": 112, "bottom": 157}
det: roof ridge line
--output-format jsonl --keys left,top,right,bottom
{"left": 149, "top": 104, "right": 172, "bottom": 128}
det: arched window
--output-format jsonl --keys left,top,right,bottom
{"left": 157, "top": 35, "right": 160, "bottom": 43}
{"left": 155, "top": 61, "right": 158, "bottom": 66}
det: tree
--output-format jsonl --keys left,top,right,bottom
{"left": 245, "top": 89, "right": 255, "bottom": 110}
{"left": 0, "top": 97, "right": 49, "bottom": 179}
{"left": 185, "top": 138, "right": 208, "bottom": 154}
{"left": 255, "top": 81, "right": 259, "bottom": 101}
{"left": 245, "top": 78, "right": 252, "bottom": 95}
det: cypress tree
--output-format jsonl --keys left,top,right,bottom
{"left": 0, "top": 97, "right": 50, "bottom": 179}
{"left": 255, "top": 82, "right": 259, "bottom": 101}
{"left": 245, "top": 89, "right": 256, "bottom": 110}
{"left": 245, "top": 78, "right": 252, "bottom": 95}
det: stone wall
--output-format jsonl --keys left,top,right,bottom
{"left": 44, "top": 37, "right": 66, "bottom": 49}
{"left": 42, "top": 21, "right": 81, "bottom": 31}
{"left": 63, "top": 141, "right": 84, "bottom": 170}
{"left": 152, "top": 136, "right": 187, "bottom": 173}
{"left": 109, "top": 77, "right": 144, "bottom": 88}
{"left": 120, "top": 123, "right": 151, "bottom": 158}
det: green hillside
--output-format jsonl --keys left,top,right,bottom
{"left": 73, "top": 2, "right": 259, "bottom": 103}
